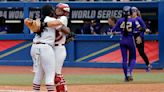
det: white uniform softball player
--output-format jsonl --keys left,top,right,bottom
{"left": 31, "top": 16, "right": 57, "bottom": 92}
{"left": 29, "top": 5, "right": 65, "bottom": 92}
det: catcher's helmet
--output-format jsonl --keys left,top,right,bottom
{"left": 122, "top": 6, "right": 132, "bottom": 16}
{"left": 56, "top": 3, "right": 70, "bottom": 13}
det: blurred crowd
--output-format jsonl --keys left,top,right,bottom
{"left": 0, "top": 0, "right": 158, "bottom": 2}
{"left": 0, "top": 16, "right": 11, "bottom": 34}
{"left": 73, "top": 16, "right": 157, "bottom": 35}
{"left": 0, "top": 15, "right": 158, "bottom": 34}
{"left": 75, "top": 19, "right": 102, "bottom": 34}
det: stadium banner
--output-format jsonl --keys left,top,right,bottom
{"left": 0, "top": 7, "right": 23, "bottom": 20}
{"left": 0, "top": 6, "right": 158, "bottom": 20}
{"left": 70, "top": 8, "right": 158, "bottom": 20}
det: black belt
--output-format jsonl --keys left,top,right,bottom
{"left": 55, "top": 44, "right": 64, "bottom": 46}
{"left": 33, "top": 42, "right": 46, "bottom": 44}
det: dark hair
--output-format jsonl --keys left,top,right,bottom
{"left": 41, "top": 4, "right": 54, "bottom": 17}
{"left": 93, "top": 18, "right": 100, "bottom": 23}
{"left": 36, "top": 4, "right": 54, "bottom": 36}
{"left": 0, "top": 16, "right": 6, "bottom": 25}
{"left": 137, "top": 10, "right": 141, "bottom": 17}
{"left": 124, "top": 15, "right": 128, "bottom": 36}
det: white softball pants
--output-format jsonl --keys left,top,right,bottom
{"left": 31, "top": 44, "right": 56, "bottom": 85}
{"left": 53, "top": 45, "right": 66, "bottom": 74}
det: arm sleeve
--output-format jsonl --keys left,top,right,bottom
{"left": 134, "top": 20, "right": 142, "bottom": 37}
{"left": 138, "top": 17, "right": 147, "bottom": 29}
{"left": 111, "top": 20, "right": 120, "bottom": 32}
{"left": 44, "top": 17, "right": 63, "bottom": 29}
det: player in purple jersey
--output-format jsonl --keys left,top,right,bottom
{"left": 111, "top": 6, "right": 141, "bottom": 82}
{"left": 131, "top": 7, "right": 151, "bottom": 72}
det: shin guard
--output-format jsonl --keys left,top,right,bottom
{"left": 55, "top": 74, "right": 67, "bottom": 92}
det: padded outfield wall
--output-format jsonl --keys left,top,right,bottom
{"left": 0, "top": 2, "right": 163, "bottom": 68}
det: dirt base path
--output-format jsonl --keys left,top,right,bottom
{"left": 0, "top": 84, "right": 164, "bottom": 92}
{"left": 0, "top": 66, "right": 163, "bottom": 74}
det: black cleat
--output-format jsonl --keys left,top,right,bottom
{"left": 125, "top": 76, "right": 133, "bottom": 82}
{"left": 127, "top": 76, "right": 133, "bottom": 81}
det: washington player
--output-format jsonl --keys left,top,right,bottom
{"left": 111, "top": 6, "right": 141, "bottom": 81}
{"left": 130, "top": 6, "right": 151, "bottom": 72}
{"left": 25, "top": 5, "right": 65, "bottom": 92}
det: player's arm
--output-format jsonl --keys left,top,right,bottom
{"left": 134, "top": 20, "right": 146, "bottom": 34}
{"left": 138, "top": 18, "right": 151, "bottom": 33}
{"left": 40, "top": 19, "right": 64, "bottom": 33}
{"left": 135, "top": 20, "right": 142, "bottom": 30}
{"left": 137, "top": 17, "right": 151, "bottom": 34}
{"left": 134, "top": 20, "right": 141, "bottom": 33}
{"left": 56, "top": 16, "right": 70, "bottom": 34}
{"left": 46, "top": 20, "right": 64, "bottom": 27}
{"left": 57, "top": 25, "right": 70, "bottom": 34}
{"left": 44, "top": 16, "right": 68, "bottom": 28}
{"left": 134, "top": 20, "right": 142, "bottom": 44}
{"left": 138, "top": 17, "right": 147, "bottom": 30}
{"left": 110, "top": 20, "right": 120, "bottom": 35}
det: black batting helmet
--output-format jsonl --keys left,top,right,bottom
{"left": 122, "top": 6, "right": 132, "bottom": 17}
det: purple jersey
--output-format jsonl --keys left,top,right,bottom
{"left": 136, "top": 16, "right": 146, "bottom": 29}
{"left": 111, "top": 18, "right": 140, "bottom": 36}
{"left": 135, "top": 16, "right": 147, "bottom": 38}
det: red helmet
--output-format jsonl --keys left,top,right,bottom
{"left": 56, "top": 3, "right": 70, "bottom": 13}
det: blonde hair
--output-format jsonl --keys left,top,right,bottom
{"left": 137, "top": 10, "right": 141, "bottom": 17}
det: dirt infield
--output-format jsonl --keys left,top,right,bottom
{"left": 0, "top": 66, "right": 163, "bottom": 74}
{"left": 0, "top": 84, "right": 164, "bottom": 92}
{"left": 0, "top": 66, "right": 164, "bottom": 92}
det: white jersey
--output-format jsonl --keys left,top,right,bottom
{"left": 33, "top": 16, "right": 57, "bottom": 46}
{"left": 55, "top": 16, "right": 68, "bottom": 44}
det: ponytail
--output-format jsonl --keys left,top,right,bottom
{"left": 35, "top": 16, "right": 45, "bottom": 37}
{"left": 137, "top": 10, "right": 141, "bottom": 17}
{"left": 124, "top": 15, "right": 128, "bottom": 36}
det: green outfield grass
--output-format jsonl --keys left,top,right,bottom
{"left": 0, "top": 72, "right": 164, "bottom": 86}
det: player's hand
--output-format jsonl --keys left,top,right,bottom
{"left": 65, "top": 32, "right": 76, "bottom": 44}
{"left": 109, "top": 32, "right": 116, "bottom": 38}
{"left": 24, "top": 18, "right": 33, "bottom": 25}
{"left": 109, "top": 32, "right": 116, "bottom": 35}
{"left": 145, "top": 28, "right": 151, "bottom": 34}
{"left": 136, "top": 36, "right": 142, "bottom": 44}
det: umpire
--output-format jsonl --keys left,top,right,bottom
{"left": 131, "top": 6, "right": 152, "bottom": 72}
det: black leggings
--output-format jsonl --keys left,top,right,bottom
{"left": 135, "top": 36, "right": 150, "bottom": 66}
{"left": 128, "top": 36, "right": 150, "bottom": 66}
